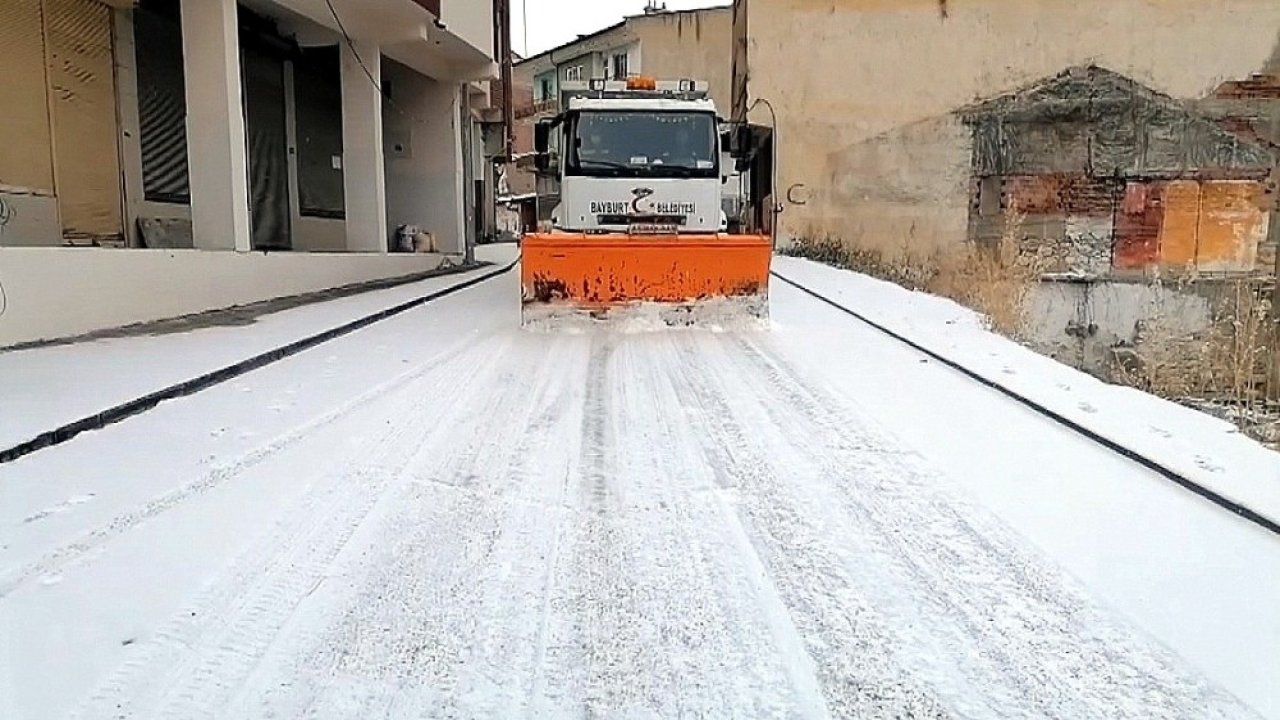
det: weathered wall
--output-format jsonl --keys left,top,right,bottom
{"left": 632, "top": 7, "right": 734, "bottom": 116}
{"left": 1026, "top": 280, "right": 1215, "bottom": 376}
{"left": 0, "top": 247, "right": 447, "bottom": 346}
{"left": 0, "top": 194, "right": 60, "bottom": 247}
{"left": 739, "top": 0, "right": 1280, "bottom": 251}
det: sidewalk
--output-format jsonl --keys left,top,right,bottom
{"left": 0, "top": 245, "right": 518, "bottom": 452}
{"left": 773, "top": 255, "right": 1280, "bottom": 530}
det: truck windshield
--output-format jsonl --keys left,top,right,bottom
{"left": 567, "top": 111, "right": 718, "bottom": 178}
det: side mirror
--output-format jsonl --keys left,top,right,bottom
{"left": 534, "top": 119, "right": 551, "bottom": 154}
{"left": 534, "top": 118, "right": 558, "bottom": 174}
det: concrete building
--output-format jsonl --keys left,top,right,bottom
{"left": 503, "top": 3, "right": 733, "bottom": 225}
{"left": 733, "top": 0, "right": 1280, "bottom": 380}
{"left": 514, "top": 4, "right": 732, "bottom": 115}
{"left": 0, "top": 0, "right": 498, "bottom": 346}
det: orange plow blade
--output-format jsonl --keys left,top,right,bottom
{"left": 520, "top": 232, "right": 773, "bottom": 327}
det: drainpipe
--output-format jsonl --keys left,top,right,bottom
{"left": 461, "top": 85, "right": 476, "bottom": 265}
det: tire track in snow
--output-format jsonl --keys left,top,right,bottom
{"left": 214, "top": 334, "right": 588, "bottom": 719}
{"left": 0, "top": 328, "right": 500, "bottom": 600}
{"left": 70, "top": 333, "right": 516, "bottom": 720}
{"left": 530, "top": 335, "right": 824, "bottom": 718}
{"left": 686, "top": 331, "right": 1257, "bottom": 719}
{"left": 622, "top": 335, "right": 832, "bottom": 718}
{"left": 665, "top": 335, "right": 954, "bottom": 720}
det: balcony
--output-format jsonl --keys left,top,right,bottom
{"left": 514, "top": 99, "right": 558, "bottom": 120}
{"left": 266, "top": 0, "right": 495, "bottom": 80}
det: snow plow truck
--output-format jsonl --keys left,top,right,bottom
{"left": 522, "top": 77, "right": 772, "bottom": 326}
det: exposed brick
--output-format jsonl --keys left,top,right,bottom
{"left": 1115, "top": 181, "right": 1164, "bottom": 269}
{"left": 1210, "top": 73, "right": 1280, "bottom": 101}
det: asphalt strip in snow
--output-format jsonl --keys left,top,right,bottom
{"left": 0, "top": 259, "right": 519, "bottom": 467}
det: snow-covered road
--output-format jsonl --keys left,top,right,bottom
{"left": 3, "top": 248, "right": 1277, "bottom": 719}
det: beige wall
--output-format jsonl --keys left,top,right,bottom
{"left": 0, "top": 247, "right": 448, "bottom": 346}
{"left": 739, "top": 0, "right": 1280, "bottom": 252}
{"left": 632, "top": 8, "right": 734, "bottom": 115}
{"left": 441, "top": 0, "right": 494, "bottom": 59}
{"left": 0, "top": 193, "right": 60, "bottom": 246}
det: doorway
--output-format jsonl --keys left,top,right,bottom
{"left": 241, "top": 41, "right": 291, "bottom": 250}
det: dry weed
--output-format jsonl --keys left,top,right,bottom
{"left": 1116, "top": 274, "right": 1276, "bottom": 443}
{"left": 785, "top": 208, "right": 1042, "bottom": 337}
{"left": 926, "top": 207, "right": 1044, "bottom": 338}
{"left": 784, "top": 215, "right": 1278, "bottom": 445}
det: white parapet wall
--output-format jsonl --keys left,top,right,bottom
{"left": 0, "top": 248, "right": 452, "bottom": 347}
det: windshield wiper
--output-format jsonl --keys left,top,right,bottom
{"left": 576, "top": 159, "right": 637, "bottom": 171}
{"left": 575, "top": 159, "right": 713, "bottom": 176}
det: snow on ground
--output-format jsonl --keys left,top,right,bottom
{"left": 771, "top": 255, "right": 1280, "bottom": 527}
{"left": 1, "top": 247, "right": 1277, "bottom": 719}
{"left": 0, "top": 258, "right": 510, "bottom": 451}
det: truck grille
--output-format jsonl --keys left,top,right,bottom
{"left": 597, "top": 214, "right": 687, "bottom": 226}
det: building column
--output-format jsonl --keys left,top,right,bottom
{"left": 180, "top": 0, "right": 252, "bottom": 252}
{"left": 340, "top": 40, "right": 388, "bottom": 253}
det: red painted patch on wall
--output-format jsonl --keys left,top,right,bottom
{"left": 1114, "top": 181, "right": 1164, "bottom": 269}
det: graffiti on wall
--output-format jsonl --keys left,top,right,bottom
{"left": 958, "top": 65, "right": 1276, "bottom": 278}
{"left": 0, "top": 196, "right": 15, "bottom": 237}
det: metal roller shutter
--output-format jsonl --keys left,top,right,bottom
{"left": 243, "top": 44, "right": 291, "bottom": 250}
{"left": 134, "top": 2, "right": 190, "bottom": 204}
{"left": 44, "top": 0, "right": 125, "bottom": 244}
{"left": 0, "top": 0, "right": 55, "bottom": 194}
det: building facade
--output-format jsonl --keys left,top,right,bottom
{"left": 733, "top": 0, "right": 1280, "bottom": 378}
{"left": 732, "top": 0, "right": 1280, "bottom": 253}
{"left": 515, "top": 4, "right": 732, "bottom": 115}
{"left": 0, "top": 0, "right": 498, "bottom": 345}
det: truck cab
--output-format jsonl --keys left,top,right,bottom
{"left": 534, "top": 78, "right": 727, "bottom": 234}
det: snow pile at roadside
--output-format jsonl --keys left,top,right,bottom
{"left": 521, "top": 295, "right": 772, "bottom": 335}
{"left": 771, "top": 255, "right": 1280, "bottom": 526}
{"left": 0, "top": 247, "right": 520, "bottom": 452}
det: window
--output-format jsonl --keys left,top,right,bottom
{"left": 564, "top": 65, "right": 583, "bottom": 82}
{"left": 538, "top": 77, "right": 554, "bottom": 101}
{"left": 567, "top": 111, "right": 719, "bottom": 179}
{"left": 611, "top": 53, "right": 628, "bottom": 80}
